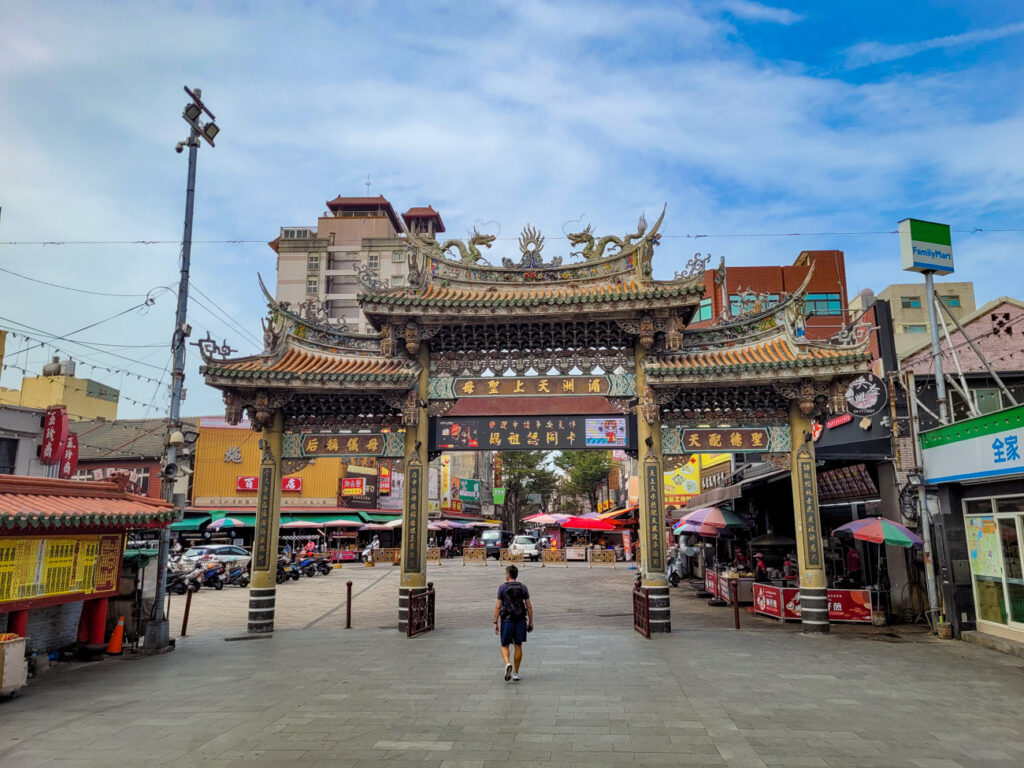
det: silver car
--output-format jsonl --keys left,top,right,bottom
{"left": 511, "top": 536, "right": 541, "bottom": 561}
{"left": 180, "top": 545, "right": 251, "bottom": 568}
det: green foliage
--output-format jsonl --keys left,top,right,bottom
{"left": 496, "top": 451, "right": 557, "bottom": 530}
{"left": 554, "top": 450, "right": 612, "bottom": 514}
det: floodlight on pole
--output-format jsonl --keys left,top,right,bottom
{"left": 201, "top": 122, "right": 220, "bottom": 146}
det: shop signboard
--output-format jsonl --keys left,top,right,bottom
{"left": 58, "top": 433, "right": 79, "bottom": 479}
{"left": 493, "top": 487, "right": 506, "bottom": 504}
{"left": 235, "top": 476, "right": 303, "bottom": 492}
{"left": 622, "top": 530, "right": 632, "bottom": 560}
{"left": 298, "top": 433, "right": 387, "bottom": 457}
{"left": 433, "top": 415, "right": 635, "bottom": 451}
{"left": 340, "top": 477, "right": 364, "bottom": 496}
{"left": 0, "top": 534, "right": 123, "bottom": 611}
{"left": 751, "top": 586, "right": 871, "bottom": 623}
{"left": 40, "top": 406, "right": 69, "bottom": 465}
{"left": 704, "top": 569, "right": 717, "bottom": 596}
{"left": 899, "top": 218, "right": 953, "bottom": 274}
{"left": 458, "top": 479, "right": 480, "bottom": 502}
{"left": 379, "top": 465, "right": 392, "bottom": 496}
{"left": 922, "top": 404, "right": 1024, "bottom": 484}
{"left": 718, "top": 575, "right": 731, "bottom": 603}
{"left": 845, "top": 373, "right": 887, "bottom": 417}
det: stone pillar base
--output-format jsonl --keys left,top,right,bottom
{"left": 799, "top": 587, "right": 830, "bottom": 635}
{"left": 248, "top": 587, "right": 276, "bottom": 634}
{"left": 647, "top": 585, "right": 671, "bottom": 633}
{"left": 397, "top": 586, "right": 431, "bottom": 633}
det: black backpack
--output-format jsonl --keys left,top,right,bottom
{"left": 501, "top": 581, "right": 527, "bottom": 621}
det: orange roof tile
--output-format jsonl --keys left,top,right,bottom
{"left": 645, "top": 338, "right": 869, "bottom": 377}
{"left": 204, "top": 348, "right": 419, "bottom": 382}
{"left": 0, "top": 475, "right": 173, "bottom": 530}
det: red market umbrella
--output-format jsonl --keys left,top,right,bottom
{"left": 560, "top": 516, "right": 616, "bottom": 531}
{"left": 523, "top": 513, "right": 570, "bottom": 526}
{"left": 833, "top": 517, "right": 922, "bottom": 549}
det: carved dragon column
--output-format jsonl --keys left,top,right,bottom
{"left": 783, "top": 382, "right": 830, "bottom": 636}
{"left": 634, "top": 340, "right": 670, "bottom": 633}
{"left": 248, "top": 407, "right": 284, "bottom": 634}
{"left": 398, "top": 342, "right": 431, "bottom": 633}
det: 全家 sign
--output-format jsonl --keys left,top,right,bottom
{"left": 922, "top": 404, "right": 1024, "bottom": 484}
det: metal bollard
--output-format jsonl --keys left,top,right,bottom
{"left": 731, "top": 580, "right": 740, "bottom": 630}
{"left": 346, "top": 580, "right": 353, "bottom": 629}
{"left": 180, "top": 586, "right": 194, "bottom": 637}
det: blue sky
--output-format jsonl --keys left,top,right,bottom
{"left": 1, "top": 0, "right": 1022, "bottom": 419}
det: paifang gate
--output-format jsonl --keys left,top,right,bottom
{"left": 200, "top": 208, "right": 873, "bottom": 636}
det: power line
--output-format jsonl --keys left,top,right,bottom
{"left": 0, "top": 265, "right": 153, "bottom": 297}
{"left": 188, "top": 281, "right": 263, "bottom": 347}
{"left": 0, "top": 298, "right": 161, "bottom": 358}
{"left": 0, "top": 328, "right": 173, "bottom": 378}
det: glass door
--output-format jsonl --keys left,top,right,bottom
{"left": 998, "top": 517, "right": 1024, "bottom": 625}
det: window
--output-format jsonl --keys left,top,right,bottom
{"left": 964, "top": 496, "right": 1024, "bottom": 628}
{"left": 281, "top": 228, "right": 311, "bottom": 239}
{"left": 306, "top": 277, "right": 318, "bottom": 295}
{"left": 941, "top": 295, "right": 961, "bottom": 308}
{"left": 901, "top": 296, "right": 922, "bottom": 309}
{"left": 804, "top": 293, "right": 842, "bottom": 316}
{"left": 307, "top": 253, "right": 320, "bottom": 272}
{"left": 974, "top": 388, "right": 1003, "bottom": 415}
{"left": 695, "top": 298, "right": 713, "bottom": 322}
{"left": 729, "top": 294, "right": 779, "bottom": 315}
{"left": 391, "top": 275, "right": 406, "bottom": 288}
{"left": 0, "top": 438, "right": 16, "bottom": 475}
{"left": 392, "top": 250, "right": 405, "bottom": 263}
{"left": 367, "top": 253, "right": 380, "bottom": 270}
{"left": 903, "top": 324, "right": 928, "bottom": 334}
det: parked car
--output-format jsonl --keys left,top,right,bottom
{"left": 181, "top": 545, "right": 251, "bottom": 568}
{"left": 511, "top": 535, "right": 540, "bottom": 561}
{"left": 480, "top": 529, "right": 514, "bottom": 559}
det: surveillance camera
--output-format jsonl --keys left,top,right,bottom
{"left": 175, "top": 142, "right": 185, "bottom": 153}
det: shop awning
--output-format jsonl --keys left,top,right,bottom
{"left": 170, "top": 514, "right": 211, "bottom": 531}
{"left": 599, "top": 505, "right": 638, "bottom": 520}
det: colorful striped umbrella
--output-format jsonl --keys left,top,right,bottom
{"left": 833, "top": 517, "right": 922, "bottom": 549}
{"left": 679, "top": 507, "right": 743, "bottom": 528}
{"left": 673, "top": 520, "right": 722, "bottom": 537}
{"left": 208, "top": 517, "right": 247, "bottom": 529}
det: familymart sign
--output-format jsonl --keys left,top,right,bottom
{"left": 921, "top": 405, "right": 1024, "bottom": 484}
{"left": 899, "top": 218, "right": 954, "bottom": 275}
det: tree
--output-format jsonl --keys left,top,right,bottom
{"left": 496, "top": 451, "right": 557, "bottom": 531}
{"left": 554, "top": 450, "right": 612, "bottom": 515}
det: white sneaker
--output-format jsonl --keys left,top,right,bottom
{"left": 504, "top": 663, "right": 513, "bottom": 681}
{"left": 511, "top": 672, "right": 521, "bottom": 682}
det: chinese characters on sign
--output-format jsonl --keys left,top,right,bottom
{"left": 253, "top": 465, "right": 274, "bottom": 571}
{"left": 434, "top": 416, "right": 633, "bottom": 451}
{"left": 680, "top": 428, "right": 769, "bottom": 452}
{"left": 300, "top": 433, "right": 387, "bottom": 457}
{"left": 643, "top": 459, "right": 665, "bottom": 572}
{"left": 992, "top": 435, "right": 1022, "bottom": 464}
{"left": 58, "top": 433, "right": 79, "bottom": 479}
{"left": 453, "top": 375, "right": 609, "bottom": 397}
{"left": 235, "top": 476, "right": 303, "bottom": 492}
{"left": 340, "top": 477, "right": 365, "bottom": 496}
{"left": 40, "top": 406, "right": 69, "bottom": 465}
{"left": 796, "top": 454, "right": 822, "bottom": 568}
{"left": 223, "top": 445, "right": 243, "bottom": 463}
{"left": 404, "top": 464, "right": 423, "bottom": 572}
{"left": 379, "top": 465, "right": 391, "bottom": 496}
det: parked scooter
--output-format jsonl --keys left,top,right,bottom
{"left": 293, "top": 556, "right": 318, "bottom": 578}
{"left": 276, "top": 557, "right": 291, "bottom": 584}
{"left": 314, "top": 557, "right": 332, "bottom": 576}
{"left": 200, "top": 560, "right": 226, "bottom": 590}
{"left": 167, "top": 565, "right": 197, "bottom": 595}
{"left": 666, "top": 545, "right": 685, "bottom": 587}
{"left": 223, "top": 564, "right": 250, "bottom": 588}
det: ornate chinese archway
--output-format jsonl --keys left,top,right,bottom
{"left": 201, "top": 208, "right": 871, "bottom": 636}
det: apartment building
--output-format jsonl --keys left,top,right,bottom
{"left": 270, "top": 195, "right": 444, "bottom": 333}
{"left": 850, "top": 281, "right": 975, "bottom": 356}
{"left": 689, "top": 250, "right": 849, "bottom": 341}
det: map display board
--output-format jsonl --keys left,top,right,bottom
{"left": 966, "top": 516, "right": 1003, "bottom": 579}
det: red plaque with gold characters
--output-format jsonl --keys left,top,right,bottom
{"left": 680, "top": 428, "right": 769, "bottom": 453}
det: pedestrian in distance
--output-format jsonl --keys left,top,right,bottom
{"left": 494, "top": 564, "right": 533, "bottom": 682}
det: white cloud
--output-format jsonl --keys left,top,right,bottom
{"left": 721, "top": 1, "right": 804, "bottom": 25}
{"left": 844, "top": 21, "right": 1024, "bottom": 68}
{"left": 0, "top": 1, "right": 1022, "bottom": 418}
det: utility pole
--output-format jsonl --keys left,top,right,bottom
{"left": 144, "top": 86, "right": 219, "bottom": 652}
{"left": 924, "top": 271, "right": 949, "bottom": 424}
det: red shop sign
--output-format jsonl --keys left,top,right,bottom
{"left": 40, "top": 406, "right": 69, "bottom": 465}
{"left": 379, "top": 465, "right": 391, "bottom": 496}
{"left": 828, "top": 588, "right": 872, "bottom": 623}
{"left": 58, "top": 433, "right": 79, "bottom": 479}
{"left": 236, "top": 476, "right": 303, "bottom": 492}
{"left": 340, "top": 477, "right": 364, "bottom": 496}
{"left": 704, "top": 569, "right": 717, "bottom": 596}
{"left": 752, "top": 583, "right": 783, "bottom": 619}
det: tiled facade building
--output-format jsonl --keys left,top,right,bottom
{"left": 271, "top": 195, "right": 443, "bottom": 333}
{"left": 851, "top": 281, "right": 976, "bottom": 356}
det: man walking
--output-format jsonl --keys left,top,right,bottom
{"left": 494, "top": 565, "right": 533, "bottom": 682}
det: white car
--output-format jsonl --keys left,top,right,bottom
{"left": 180, "top": 545, "right": 251, "bottom": 568}
{"left": 511, "top": 536, "right": 541, "bottom": 561}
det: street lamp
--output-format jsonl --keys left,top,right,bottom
{"left": 143, "top": 85, "right": 220, "bottom": 653}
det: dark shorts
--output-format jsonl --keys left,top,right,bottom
{"left": 500, "top": 619, "right": 528, "bottom": 647}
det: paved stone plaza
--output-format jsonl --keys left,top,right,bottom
{"left": 2, "top": 565, "right": 1023, "bottom": 767}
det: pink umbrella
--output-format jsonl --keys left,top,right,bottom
{"left": 323, "top": 519, "right": 364, "bottom": 528}
{"left": 560, "top": 516, "right": 616, "bottom": 531}
{"left": 281, "top": 520, "right": 319, "bottom": 528}
{"left": 680, "top": 507, "right": 743, "bottom": 528}
{"left": 208, "top": 517, "right": 247, "bottom": 529}
{"left": 523, "top": 513, "right": 570, "bottom": 525}
{"left": 359, "top": 523, "right": 391, "bottom": 531}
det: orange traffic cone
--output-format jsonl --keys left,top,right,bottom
{"left": 106, "top": 616, "right": 124, "bottom": 655}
